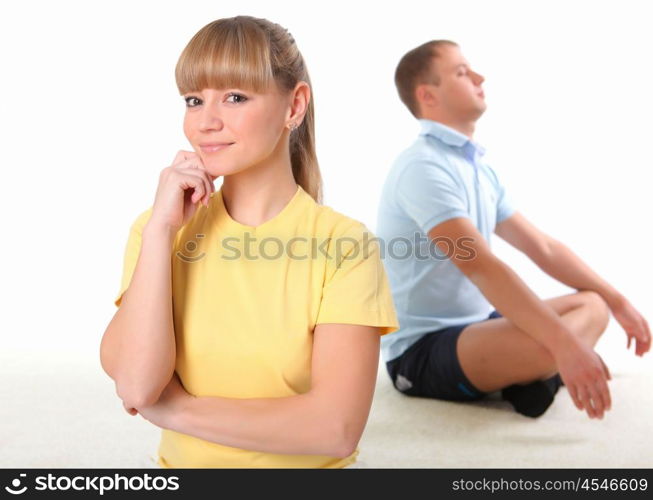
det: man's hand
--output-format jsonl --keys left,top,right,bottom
{"left": 553, "top": 336, "right": 612, "bottom": 419}
{"left": 609, "top": 296, "right": 651, "bottom": 356}
{"left": 132, "top": 372, "right": 194, "bottom": 430}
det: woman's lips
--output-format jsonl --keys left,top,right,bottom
{"left": 200, "top": 143, "right": 233, "bottom": 153}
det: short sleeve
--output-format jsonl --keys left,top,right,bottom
{"left": 113, "top": 207, "right": 153, "bottom": 308}
{"left": 395, "top": 157, "right": 469, "bottom": 235}
{"left": 487, "top": 165, "right": 516, "bottom": 224}
{"left": 496, "top": 184, "right": 515, "bottom": 224}
{"left": 315, "top": 222, "right": 400, "bottom": 336}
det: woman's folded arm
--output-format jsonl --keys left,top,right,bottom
{"left": 159, "top": 323, "right": 380, "bottom": 458}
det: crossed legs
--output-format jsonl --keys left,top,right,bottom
{"left": 457, "top": 290, "right": 610, "bottom": 393}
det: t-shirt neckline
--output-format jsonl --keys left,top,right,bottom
{"left": 216, "top": 184, "right": 305, "bottom": 232}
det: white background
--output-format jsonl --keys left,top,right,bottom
{"left": 0, "top": 0, "right": 650, "bottom": 377}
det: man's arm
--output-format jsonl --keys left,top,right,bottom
{"left": 428, "top": 216, "right": 610, "bottom": 412}
{"left": 495, "top": 212, "right": 651, "bottom": 355}
{"left": 139, "top": 323, "right": 380, "bottom": 458}
{"left": 431, "top": 217, "right": 573, "bottom": 354}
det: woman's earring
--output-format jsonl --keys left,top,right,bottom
{"left": 287, "top": 122, "right": 298, "bottom": 131}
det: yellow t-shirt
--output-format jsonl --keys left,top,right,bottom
{"left": 113, "top": 184, "right": 399, "bottom": 468}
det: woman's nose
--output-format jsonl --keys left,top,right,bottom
{"left": 198, "top": 105, "right": 225, "bottom": 131}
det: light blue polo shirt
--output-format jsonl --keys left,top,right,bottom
{"left": 376, "top": 119, "right": 516, "bottom": 363}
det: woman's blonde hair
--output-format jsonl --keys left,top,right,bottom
{"left": 175, "top": 16, "right": 323, "bottom": 204}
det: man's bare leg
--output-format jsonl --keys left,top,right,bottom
{"left": 457, "top": 290, "right": 610, "bottom": 393}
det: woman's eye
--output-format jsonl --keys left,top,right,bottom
{"left": 226, "top": 93, "right": 247, "bottom": 104}
{"left": 183, "top": 93, "right": 247, "bottom": 107}
{"left": 184, "top": 96, "right": 201, "bottom": 108}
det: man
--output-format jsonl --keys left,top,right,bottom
{"left": 376, "top": 40, "right": 650, "bottom": 418}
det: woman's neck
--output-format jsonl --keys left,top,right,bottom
{"left": 220, "top": 151, "right": 298, "bottom": 228}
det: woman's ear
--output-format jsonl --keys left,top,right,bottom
{"left": 287, "top": 81, "right": 310, "bottom": 127}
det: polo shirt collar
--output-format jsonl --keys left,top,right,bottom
{"left": 418, "top": 118, "right": 486, "bottom": 158}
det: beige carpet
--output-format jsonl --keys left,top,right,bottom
{"left": 1, "top": 340, "right": 651, "bottom": 468}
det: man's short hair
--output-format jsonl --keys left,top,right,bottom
{"left": 395, "top": 40, "right": 458, "bottom": 118}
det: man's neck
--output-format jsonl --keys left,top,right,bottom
{"left": 420, "top": 115, "right": 476, "bottom": 141}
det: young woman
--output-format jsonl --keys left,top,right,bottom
{"left": 100, "top": 16, "right": 399, "bottom": 468}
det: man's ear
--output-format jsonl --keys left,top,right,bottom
{"left": 415, "top": 83, "right": 438, "bottom": 111}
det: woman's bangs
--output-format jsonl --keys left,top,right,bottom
{"left": 176, "top": 26, "right": 273, "bottom": 94}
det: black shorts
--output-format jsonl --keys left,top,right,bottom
{"left": 386, "top": 310, "right": 503, "bottom": 401}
